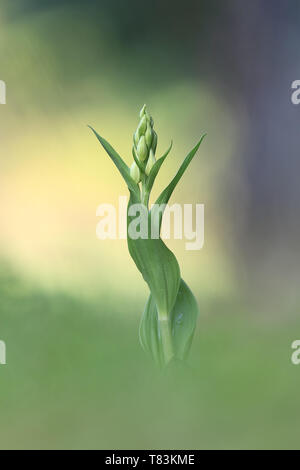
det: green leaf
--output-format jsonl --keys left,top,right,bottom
{"left": 89, "top": 126, "right": 140, "bottom": 197}
{"left": 145, "top": 141, "right": 173, "bottom": 195}
{"left": 152, "top": 134, "right": 206, "bottom": 229}
{"left": 139, "top": 294, "right": 163, "bottom": 367}
{"left": 132, "top": 146, "right": 145, "bottom": 173}
{"left": 139, "top": 279, "right": 199, "bottom": 364}
{"left": 171, "top": 279, "right": 199, "bottom": 360}
{"left": 127, "top": 192, "right": 181, "bottom": 318}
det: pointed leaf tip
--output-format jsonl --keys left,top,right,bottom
{"left": 89, "top": 125, "right": 140, "bottom": 197}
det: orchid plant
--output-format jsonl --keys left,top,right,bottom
{"left": 90, "top": 105, "right": 206, "bottom": 367}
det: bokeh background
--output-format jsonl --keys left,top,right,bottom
{"left": 1, "top": 0, "right": 300, "bottom": 449}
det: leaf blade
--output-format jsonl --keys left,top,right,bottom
{"left": 139, "top": 279, "right": 199, "bottom": 365}
{"left": 170, "top": 279, "right": 199, "bottom": 360}
{"left": 89, "top": 126, "right": 140, "bottom": 197}
{"left": 145, "top": 141, "right": 173, "bottom": 195}
{"left": 152, "top": 134, "right": 206, "bottom": 229}
{"left": 127, "top": 191, "right": 181, "bottom": 317}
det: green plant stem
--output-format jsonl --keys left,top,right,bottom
{"left": 141, "top": 175, "right": 149, "bottom": 207}
{"left": 142, "top": 172, "right": 173, "bottom": 365}
{"left": 158, "top": 313, "right": 174, "bottom": 365}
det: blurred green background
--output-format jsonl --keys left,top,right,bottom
{"left": 1, "top": 0, "right": 300, "bottom": 449}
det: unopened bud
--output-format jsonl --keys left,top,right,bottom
{"left": 130, "top": 162, "right": 141, "bottom": 183}
{"left": 137, "top": 135, "right": 148, "bottom": 162}
{"left": 133, "top": 104, "right": 157, "bottom": 170}
{"left": 151, "top": 130, "right": 157, "bottom": 154}
{"left": 133, "top": 130, "right": 139, "bottom": 147}
{"left": 145, "top": 123, "right": 153, "bottom": 148}
{"left": 137, "top": 115, "right": 147, "bottom": 138}
{"left": 139, "top": 104, "right": 146, "bottom": 118}
{"left": 145, "top": 149, "right": 156, "bottom": 176}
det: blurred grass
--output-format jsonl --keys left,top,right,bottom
{"left": 0, "top": 265, "right": 299, "bottom": 450}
